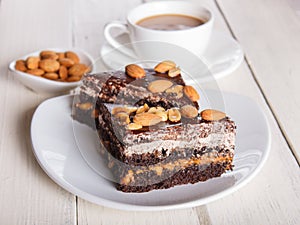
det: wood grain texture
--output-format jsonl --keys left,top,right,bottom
{"left": 207, "top": 62, "right": 300, "bottom": 225}
{"left": 77, "top": 201, "right": 211, "bottom": 225}
{"left": 216, "top": 0, "right": 300, "bottom": 162}
{"left": 71, "top": 0, "right": 142, "bottom": 58}
{"left": 0, "top": 0, "right": 75, "bottom": 224}
{"left": 0, "top": 0, "right": 299, "bottom": 224}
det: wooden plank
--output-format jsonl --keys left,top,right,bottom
{"left": 191, "top": 1, "right": 300, "bottom": 223}
{"left": 71, "top": 0, "right": 142, "bottom": 58}
{"left": 77, "top": 202, "right": 211, "bottom": 225}
{"left": 207, "top": 62, "right": 300, "bottom": 225}
{"left": 216, "top": 0, "right": 300, "bottom": 162}
{"left": 203, "top": 1, "right": 300, "bottom": 223}
{"left": 0, "top": 0, "right": 75, "bottom": 224}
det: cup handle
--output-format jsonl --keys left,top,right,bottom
{"left": 104, "top": 21, "right": 136, "bottom": 58}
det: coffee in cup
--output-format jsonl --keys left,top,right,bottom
{"left": 136, "top": 14, "right": 206, "bottom": 31}
{"left": 104, "top": 1, "right": 214, "bottom": 58}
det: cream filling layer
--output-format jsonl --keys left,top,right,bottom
{"left": 124, "top": 132, "right": 235, "bottom": 157}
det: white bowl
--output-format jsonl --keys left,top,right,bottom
{"left": 9, "top": 48, "right": 94, "bottom": 94}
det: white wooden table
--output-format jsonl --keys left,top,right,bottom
{"left": 1, "top": 0, "right": 300, "bottom": 224}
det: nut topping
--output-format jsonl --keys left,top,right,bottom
{"left": 112, "top": 107, "right": 128, "bottom": 115}
{"left": 112, "top": 106, "right": 137, "bottom": 115}
{"left": 127, "top": 123, "right": 143, "bottom": 130}
{"left": 165, "top": 85, "right": 183, "bottom": 98}
{"left": 183, "top": 85, "right": 200, "bottom": 102}
{"left": 148, "top": 80, "right": 173, "bottom": 93}
{"left": 147, "top": 107, "right": 168, "bottom": 121}
{"left": 127, "top": 106, "right": 138, "bottom": 114}
{"left": 136, "top": 103, "right": 149, "bottom": 114}
{"left": 133, "top": 113, "right": 162, "bottom": 126}
{"left": 147, "top": 106, "right": 165, "bottom": 113}
{"left": 168, "top": 67, "right": 181, "bottom": 77}
{"left": 125, "top": 64, "right": 146, "bottom": 79}
{"left": 115, "top": 112, "right": 130, "bottom": 124}
{"left": 180, "top": 105, "right": 198, "bottom": 118}
{"left": 168, "top": 108, "right": 181, "bottom": 122}
{"left": 201, "top": 109, "right": 226, "bottom": 121}
{"left": 154, "top": 60, "right": 176, "bottom": 73}
{"left": 155, "top": 111, "right": 168, "bottom": 121}
{"left": 76, "top": 102, "right": 93, "bottom": 110}
{"left": 120, "top": 170, "right": 134, "bottom": 185}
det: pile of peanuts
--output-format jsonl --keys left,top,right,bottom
{"left": 15, "top": 50, "right": 90, "bottom": 82}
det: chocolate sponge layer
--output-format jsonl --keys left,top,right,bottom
{"left": 116, "top": 161, "right": 232, "bottom": 193}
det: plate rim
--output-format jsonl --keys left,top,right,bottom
{"left": 30, "top": 94, "right": 271, "bottom": 211}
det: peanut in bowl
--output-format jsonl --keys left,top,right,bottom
{"left": 9, "top": 48, "right": 94, "bottom": 94}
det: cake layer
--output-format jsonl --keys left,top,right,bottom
{"left": 72, "top": 63, "right": 236, "bottom": 193}
{"left": 97, "top": 101, "right": 236, "bottom": 165}
{"left": 78, "top": 70, "right": 197, "bottom": 108}
{"left": 121, "top": 121, "right": 235, "bottom": 156}
{"left": 73, "top": 69, "right": 199, "bottom": 130}
{"left": 116, "top": 160, "right": 232, "bottom": 193}
{"left": 100, "top": 138, "right": 234, "bottom": 192}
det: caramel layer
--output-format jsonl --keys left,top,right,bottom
{"left": 120, "top": 155, "right": 233, "bottom": 185}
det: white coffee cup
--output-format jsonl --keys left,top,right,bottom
{"left": 104, "top": 1, "right": 214, "bottom": 58}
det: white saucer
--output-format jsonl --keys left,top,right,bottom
{"left": 100, "top": 30, "right": 244, "bottom": 81}
{"left": 31, "top": 92, "right": 270, "bottom": 211}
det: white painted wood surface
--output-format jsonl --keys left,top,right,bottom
{"left": 216, "top": 0, "right": 300, "bottom": 162}
{"left": 0, "top": 0, "right": 299, "bottom": 224}
{"left": 0, "top": 0, "right": 75, "bottom": 224}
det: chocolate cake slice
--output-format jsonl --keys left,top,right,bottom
{"left": 73, "top": 67, "right": 198, "bottom": 129}
{"left": 73, "top": 61, "right": 236, "bottom": 193}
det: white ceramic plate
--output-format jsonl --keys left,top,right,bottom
{"left": 100, "top": 30, "right": 244, "bottom": 81}
{"left": 31, "top": 93, "right": 270, "bottom": 211}
{"left": 9, "top": 48, "right": 94, "bottom": 94}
